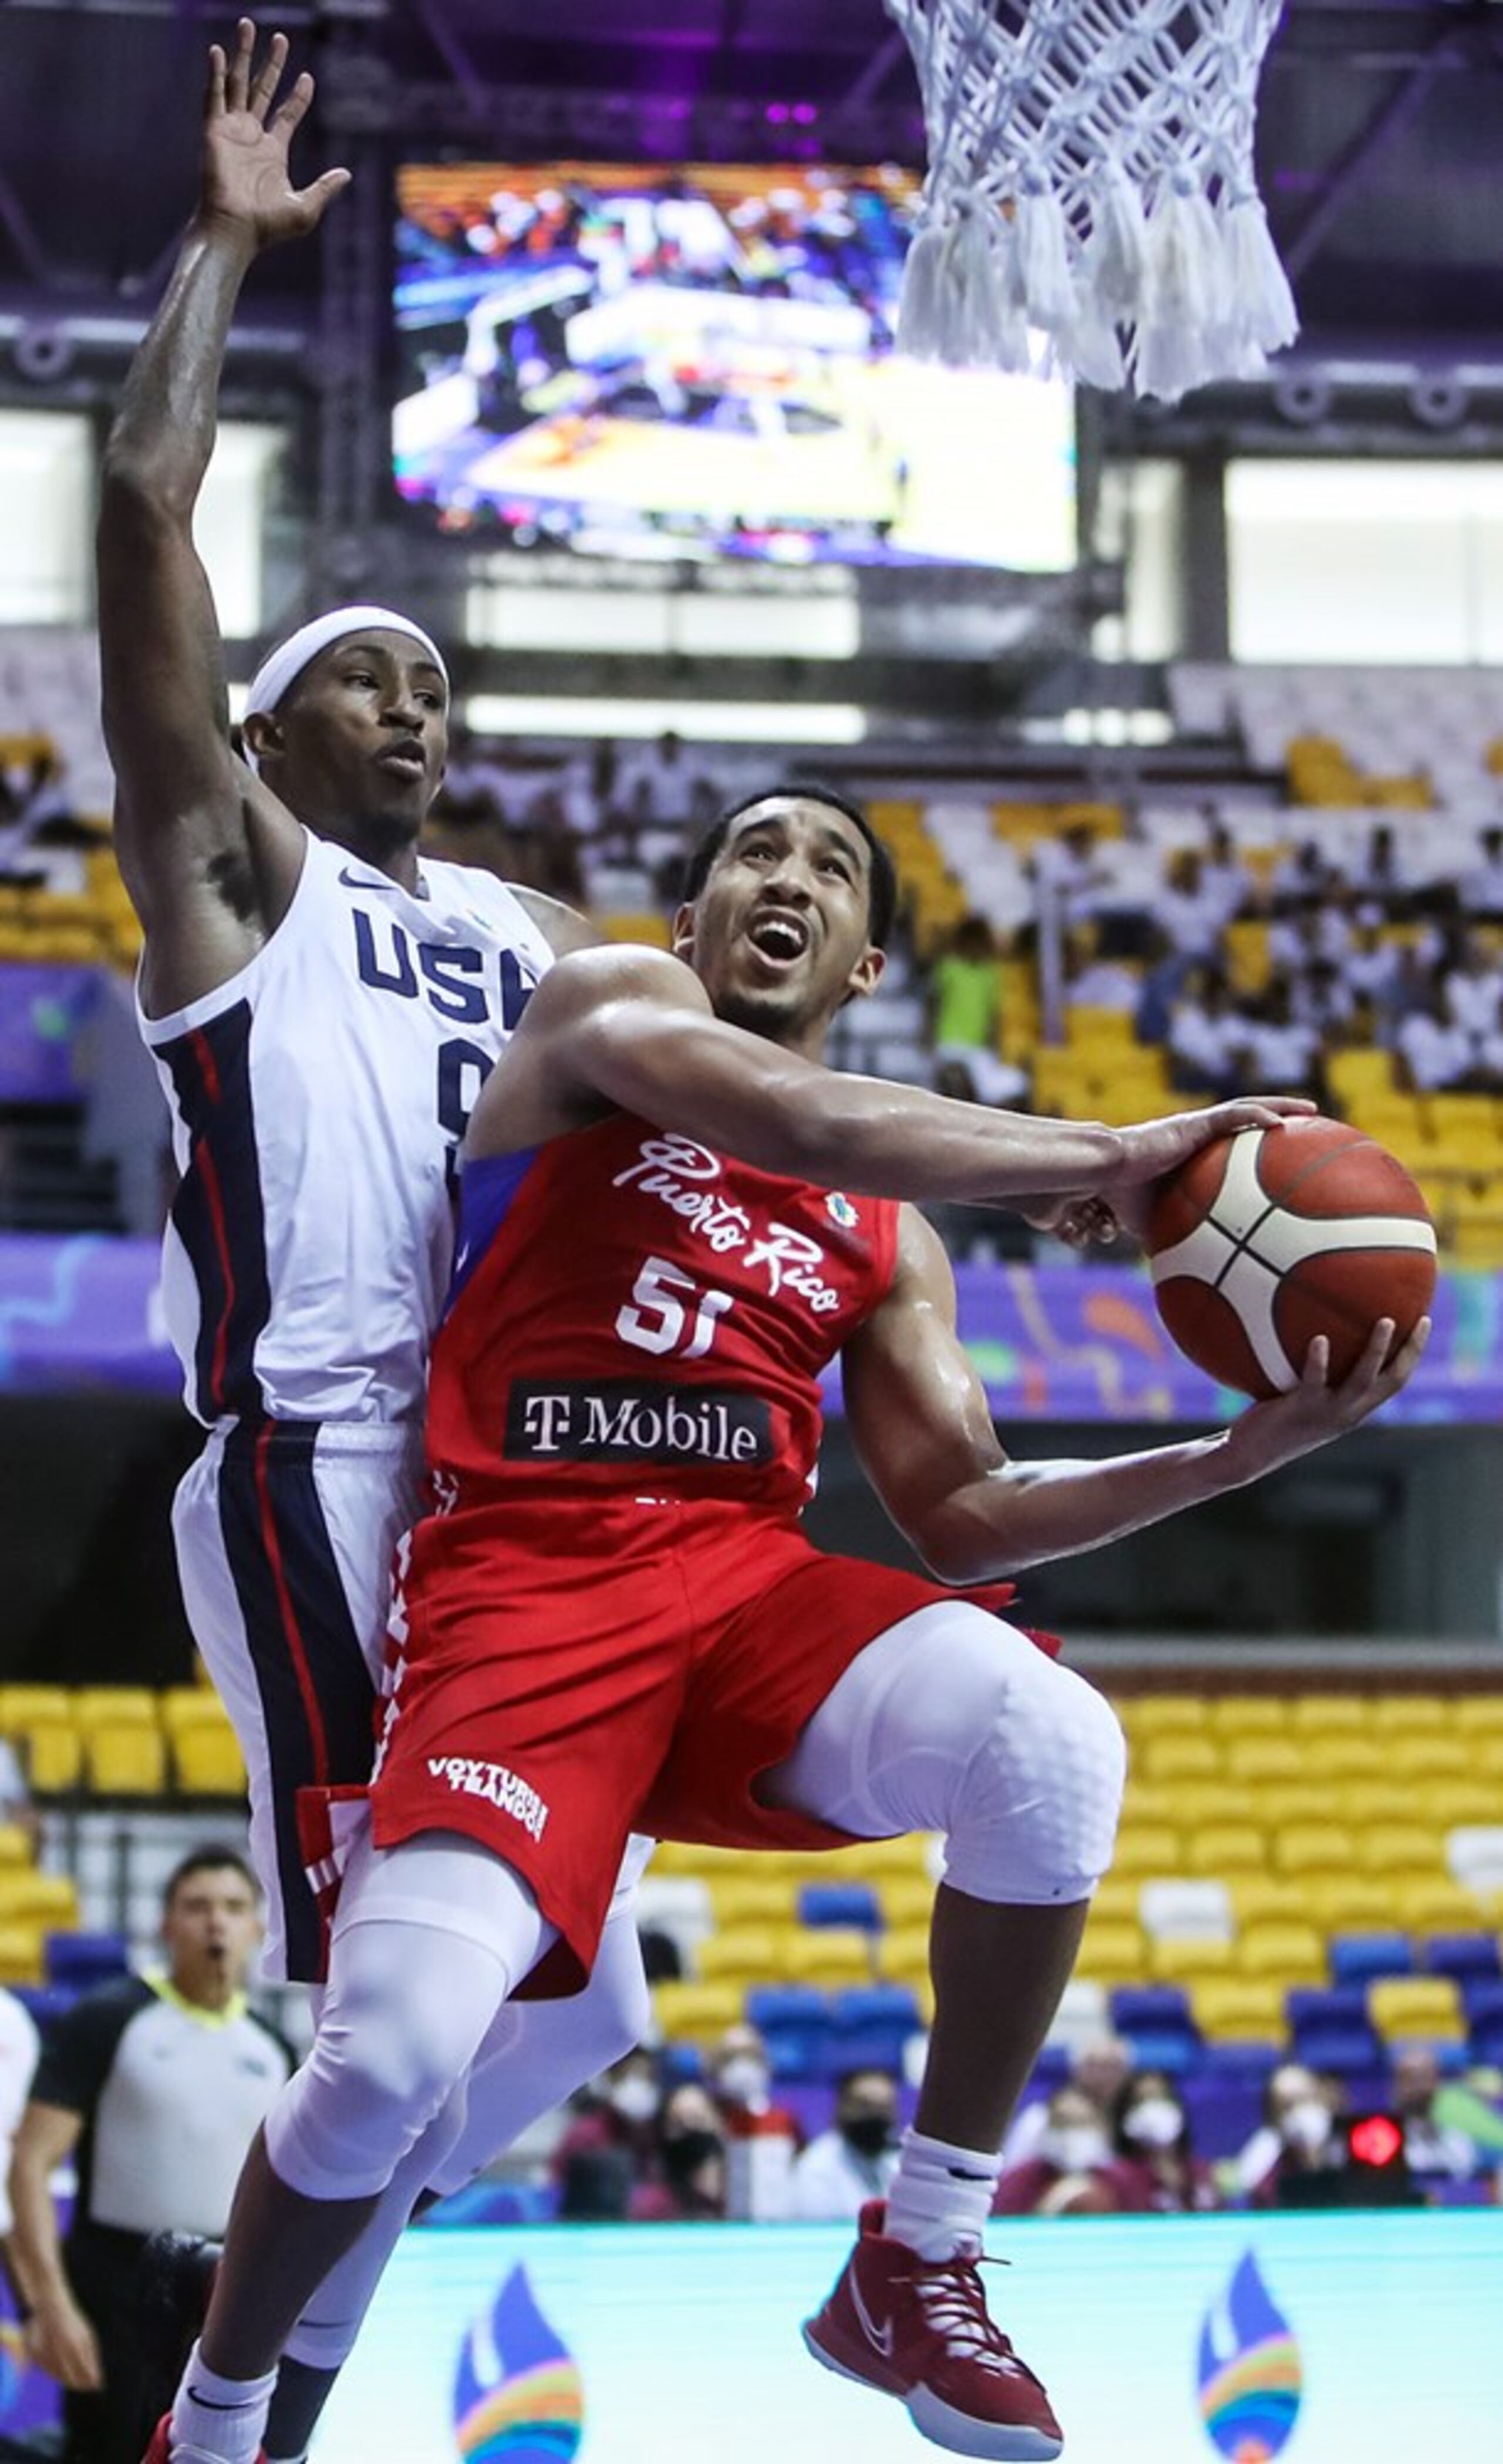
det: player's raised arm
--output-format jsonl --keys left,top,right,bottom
{"left": 468, "top": 940, "right": 1317, "bottom": 1208}
{"left": 97, "top": 19, "right": 348, "bottom": 1006}
{"left": 845, "top": 1208, "right": 1431, "bottom": 1583}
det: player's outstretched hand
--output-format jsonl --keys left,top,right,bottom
{"left": 200, "top": 18, "right": 351, "bottom": 253}
{"left": 1110, "top": 1095, "right": 1317, "bottom": 1196}
{"left": 1222, "top": 1314, "right": 1431, "bottom": 1481}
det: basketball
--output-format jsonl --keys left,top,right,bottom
{"left": 1144, "top": 1118, "right": 1438, "bottom": 1400}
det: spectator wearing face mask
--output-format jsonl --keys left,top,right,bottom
{"left": 705, "top": 2022, "right": 802, "bottom": 2216}
{"left": 1232, "top": 2062, "right": 1346, "bottom": 2206}
{"left": 631, "top": 2084, "right": 728, "bottom": 2221}
{"left": 999, "top": 2031, "right": 1131, "bottom": 2170}
{"left": 1391, "top": 2046, "right": 1479, "bottom": 2186}
{"left": 1100, "top": 2071, "right": 1221, "bottom": 2214}
{"left": 788, "top": 2068, "right": 901, "bottom": 2220}
{"left": 550, "top": 2048, "right": 664, "bottom": 2201}
{"left": 992, "top": 2087, "right": 1117, "bottom": 2218}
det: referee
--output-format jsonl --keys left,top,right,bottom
{"left": 6, "top": 1846, "right": 294, "bottom": 2464}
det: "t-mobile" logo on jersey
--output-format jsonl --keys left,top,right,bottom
{"left": 506, "top": 1380, "right": 772, "bottom": 1465}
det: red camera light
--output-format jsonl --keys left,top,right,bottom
{"left": 1350, "top": 2115, "right": 1404, "bottom": 2168}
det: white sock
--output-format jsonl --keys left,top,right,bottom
{"left": 170, "top": 2344, "right": 279, "bottom": 2464}
{"left": 885, "top": 2127, "right": 1000, "bottom": 2260}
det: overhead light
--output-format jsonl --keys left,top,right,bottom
{"left": 463, "top": 696, "right": 867, "bottom": 743}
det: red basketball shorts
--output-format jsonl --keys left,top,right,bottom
{"left": 369, "top": 1491, "right": 1036, "bottom": 1993}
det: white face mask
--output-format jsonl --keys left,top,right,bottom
{"left": 1121, "top": 2096, "right": 1184, "bottom": 2151}
{"left": 609, "top": 2074, "right": 659, "bottom": 2125}
{"left": 717, "top": 2055, "right": 770, "bottom": 2107}
{"left": 1042, "top": 2126, "right": 1110, "bottom": 2174}
{"left": 1280, "top": 2098, "right": 1333, "bottom": 2155}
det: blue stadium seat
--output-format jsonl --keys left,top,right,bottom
{"left": 1201, "top": 2042, "right": 1280, "bottom": 2081}
{"left": 798, "top": 1883, "right": 881, "bottom": 1932}
{"left": 46, "top": 1930, "right": 130, "bottom": 1990}
{"left": 11, "top": 1983, "right": 76, "bottom": 2031}
{"left": 744, "top": 1984, "right": 833, "bottom": 2082}
{"left": 1328, "top": 1932, "right": 1413, "bottom": 1986}
{"left": 1462, "top": 1979, "right": 1503, "bottom": 2031}
{"left": 1109, "top": 1985, "right": 1200, "bottom": 2073}
{"left": 1422, "top": 1934, "right": 1501, "bottom": 1988}
{"left": 1286, "top": 1984, "right": 1369, "bottom": 2030}
{"left": 828, "top": 1983, "right": 921, "bottom": 2077}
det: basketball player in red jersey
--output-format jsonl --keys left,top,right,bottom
{"left": 147, "top": 787, "right": 1424, "bottom": 2464}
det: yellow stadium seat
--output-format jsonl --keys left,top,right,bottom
{"left": 1158, "top": 1782, "right": 1245, "bottom": 1830}
{"left": 1073, "top": 1922, "right": 1147, "bottom": 1986}
{"left": 0, "top": 1685, "right": 73, "bottom": 1729}
{"left": 1090, "top": 1878, "right": 1142, "bottom": 1928}
{"left": 709, "top": 1878, "right": 798, "bottom": 1929}
{"left": 1337, "top": 1783, "right": 1428, "bottom": 1829}
{"left": 597, "top": 911, "right": 672, "bottom": 949}
{"left": 878, "top": 1876, "right": 936, "bottom": 1930}
{"left": 0, "top": 1925, "right": 45, "bottom": 1988}
{"left": 696, "top": 1927, "right": 787, "bottom": 1987}
{"left": 1111, "top": 1826, "right": 1182, "bottom": 1878}
{"left": 22, "top": 1727, "right": 83, "bottom": 1794}
{"left": 1141, "top": 1735, "right": 1221, "bottom": 1783}
{"left": 1359, "top": 1826, "right": 1446, "bottom": 1878}
{"left": 1237, "top": 1923, "right": 1327, "bottom": 1984}
{"left": 1453, "top": 1700, "right": 1503, "bottom": 1735}
{"left": 1391, "top": 1878, "right": 1491, "bottom": 1936}
{"left": 1302, "top": 1875, "right": 1400, "bottom": 1934}
{"left": 0, "top": 1825, "right": 32, "bottom": 1868}
{"left": 0, "top": 1873, "right": 78, "bottom": 1929}
{"left": 1288, "top": 1697, "right": 1369, "bottom": 1734}
{"left": 1226, "top": 1738, "right": 1306, "bottom": 1784}
{"left": 1257, "top": 1787, "right": 1339, "bottom": 1829}
{"left": 782, "top": 1930, "right": 874, "bottom": 1990}
{"left": 173, "top": 1727, "right": 248, "bottom": 1796}
{"left": 1420, "top": 1784, "right": 1503, "bottom": 1830}
{"left": 817, "top": 1836, "right": 931, "bottom": 1882}
{"left": 1147, "top": 1936, "right": 1236, "bottom": 1984}
{"left": 652, "top": 1981, "right": 747, "bottom": 2044}
{"left": 1475, "top": 1738, "right": 1503, "bottom": 1779}
{"left": 1229, "top": 1877, "right": 1311, "bottom": 1928}
{"left": 876, "top": 1925, "right": 932, "bottom": 1987}
{"left": 1127, "top": 1697, "right": 1207, "bottom": 1735}
{"left": 1370, "top": 1697, "right": 1450, "bottom": 1732}
{"left": 1301, "top": 1735, "right": 1388, "bottom": 1781}
{"left": 1189, "top": 1977, "right": 1288, "bottom": 2042}
{"left": 71, "top": 1688, "right": 160, "bottom": 1731}
{"left": 1184, "top": 1825, "right": 1268, "bottom": 1878}
{"left": 1367, "top": 1977, "right": 1465, "bottom": 2044}
{"left": 1273, "top": 1825, "right": 1359, "bottom": 1879}
{"left": 85, "top": 1728, "right": 167, "bottom": 1795}
{"left": 1208, "top": 1697, "right": 1287, "bottom": 1735}
{"left": 1384, "top": 1737, "right": 1473, "bottom": 1781}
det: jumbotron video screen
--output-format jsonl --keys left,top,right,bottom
{"left": 392, "top": 162, "right": 1077, "bottom": 569}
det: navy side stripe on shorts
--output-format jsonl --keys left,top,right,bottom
{"left": 218, "top": 1420, "right": 379, "bottom": 1981}
{"left": 161, "top": 1001, "right": 272, "bottom": 1421}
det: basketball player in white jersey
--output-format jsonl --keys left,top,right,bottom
{"left": 97, "top": 23, "right": 653, "bottom": 2459}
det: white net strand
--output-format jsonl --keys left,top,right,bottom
{"left": 884, "top": 0, "right": 1297, "bottom": 400}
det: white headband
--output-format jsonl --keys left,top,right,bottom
{"left": 241, "top": 606, "right": 449, "bottom": 773}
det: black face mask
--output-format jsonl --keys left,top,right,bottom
{"left": 841, "top": 2114, "right": 894, "bottom": 2160}
{"left": 663, "top": 2128, "right": 724, "bottom": 2178}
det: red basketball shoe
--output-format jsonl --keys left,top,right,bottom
{"left": 140, "top": 2417, "right": 265, "bottom": 2464}
{"left": 802, "top": 2202, "right": 1063, "bottom": 2461}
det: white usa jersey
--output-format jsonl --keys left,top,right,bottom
{"left": 139, "top": 829, "right": 554, "bottom": 1427}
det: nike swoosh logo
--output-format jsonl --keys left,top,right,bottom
{"left": 848, "top": 2270, "right": 895, "bottom": 2358}
{"left": 339, "top": 867, "right": 402, "bottom": 894}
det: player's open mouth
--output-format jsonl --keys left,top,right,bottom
{"left": 377, "top": 745, "right": 426, "bottom": 777}
{"left": 747, "top": 912, "right": 810, "bottom": 963}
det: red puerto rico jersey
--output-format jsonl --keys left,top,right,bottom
{"left": 427, "top": 1113, "right": 902, "bottom": 1516}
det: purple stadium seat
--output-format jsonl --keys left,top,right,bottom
{"left": 1328, "top": 1932, "right": 1413, "bottom": 1986}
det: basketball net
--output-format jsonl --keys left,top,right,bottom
{"left": 884, "top": 0, "right": 1297, "bottom": 400}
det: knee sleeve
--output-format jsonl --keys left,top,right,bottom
{"left": 772, "top": 1603, "right": 1127, "bottom": 1907}
{"left": 267, "top": 1831, "right": 549, "bottom": 2202}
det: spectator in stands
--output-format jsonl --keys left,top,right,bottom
{"left": 788, "top": 2067, "right": 901, "bottom": 2219}
{"left": 549, "top": 2047, "right": 665, "bottom": 2210}
{"left": 1239, "top": 976, "right": 1323, "bottom": 1101}
{"left": 0, "top": 1983, "right": 39, "bottom": 2248}
{"left": 6, "top": 1848, "right": 292, "bottom": 2464}
{"left": 1198, "top": 818, "right": 1250, "bottom": 935}
{"left": 0, "top": 749, "right": 86, "bottom": 889}
{"left": 1391, "top": 2046, "right": 1478, "bottom": 2186}
{"left": 1029, "top": 819, "right": 1102, "bottom": 927}
{"left": 1100, "top": 2069, "right": 1221, "bottom": 2214}
{"left": 705, "top": 2021, "right": 801, "bottom": 2145}
{"left": 1394, "top": 976, "right": 1474, "bottom": 1094}
{"left": 1271, "top": 839, "right": 1338, "bottom": 909}
{"left": 0, "top": 1739, "right": 39, "bottom": 1856}
{"left": 999, "top": 2031, "right": 1131, "bottom": 2169}
{"left": 1158, "top": 849, "right": 1239, "bottom": 960}
{"left": 926, "top": 914, "right": 1029, "bottom": 1108}
{"left": 1340, "top": 915, "right": 1404, "bottom": 1022}
{"left": 1353, "top": 823, "right": 1414, "bottom": 915}
{"left": 621, "top": 730, "right": 706, "bottom": 830}
{"left": 1061, "top": 926, "right": 1142, "bottom": 1014}
{"left": 1269, "top": 898, "right": 1351, "bottom": 978}
{"left": 992, "top": 2086, "right": 1116, "bottom": 2218}
{"left": 1165, "top": 963, "right": 1242, "bottom": 1098}
{"left": 1442, "top": 926, "right": 1503, "bottom": 1048}
{"left": 1461, "top": 825, "right": 1503, "bottom": 921}
{"left": 1232, "top": 2061, "right": 1346, "bottom": 2206}
{"left": 629, "top": 2083, "right": 728, "bottom": 2222}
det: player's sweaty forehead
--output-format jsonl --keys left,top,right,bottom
{"left": 717, "top": 797, "right": 872, "bottom": 885}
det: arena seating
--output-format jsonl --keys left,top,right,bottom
{"left": 637, "top": 1693, "right": 1503, "bottom": 2099}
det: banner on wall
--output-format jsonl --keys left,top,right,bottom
{"left": 309, "top": 2213, "right": 1501, "bottom": 2464}
{"left": 4, "top": 1243, "right": 1499, "bottom": 1420}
